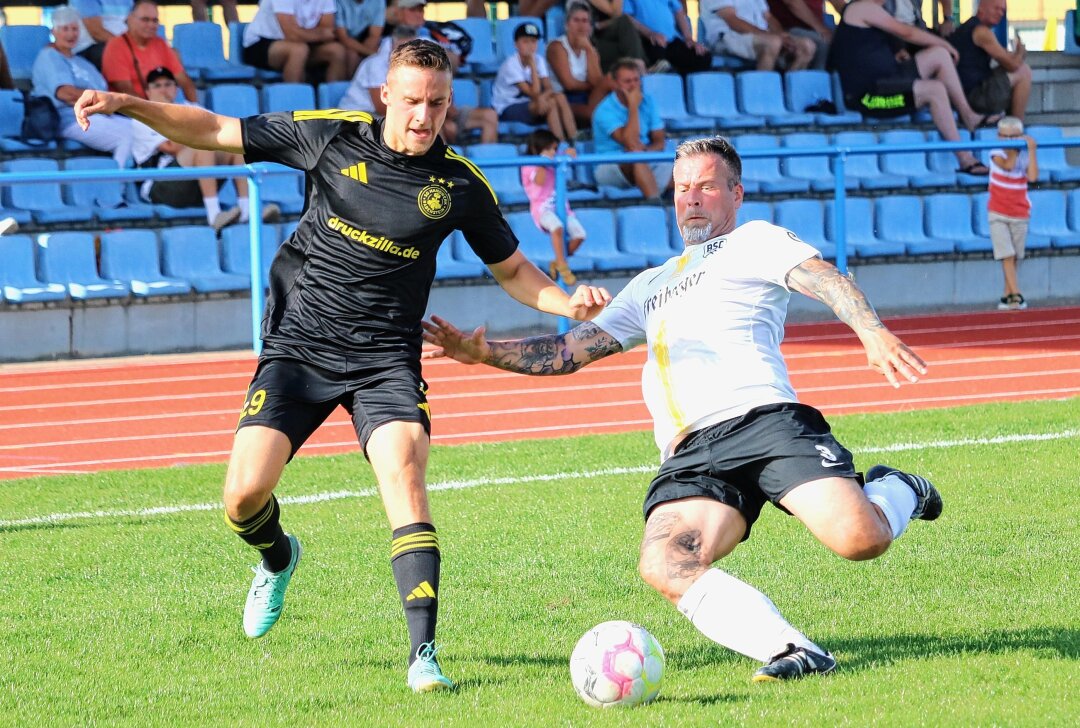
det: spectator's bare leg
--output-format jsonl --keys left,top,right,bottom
{"left": 466, "top": 0, "right": 488, "bottom": 18}
{"left": 190, "top": 0, "right": 210, "bottom": 22}
{"left": 753, "top": 34, "right": 783, "bottom": 71}
{"left": 466, "top": 107, "right": 499, "bottom": 144}
{"left": 1001, "top": 256, "right": 1019, "bottom": 296}
{"left": 788, "top": 35, "right": 815, "bottom": 71}
{"left": 312, "top": 41, "right": 348, "bottom": 82}
{"left": 267, "top": 40, "right": 310, "bottom": 83}
{"left": 915, "top": 46, "right": 981, "bottom": 130}
{"left": 533, "top": 92, "right": 565, "bottom": 140}
{"left": 1007, "top": 65, "right": 1032, "bottom": 119}
{"left": 551, "top": 226, "right": 568, "bottom": 268}
{"left": 554, "top": 93, "right": 578, "bottom": 141}
{"left": 627, "top": 163, "right": 659, "bottom": 199}
{"left": 567, "top": 236, "right": 583, "bottom": 255}
{"left": 224, "top": 152, "right": 249, "bottom": 199}
{"left": 913, "top": 79, "right": 979, "bottom": 168}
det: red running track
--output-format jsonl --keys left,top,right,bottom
{"left": 1, "top": 307, "right": 1078, "bottom": 479}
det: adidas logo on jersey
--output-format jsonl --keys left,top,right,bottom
{"left": 340, "top": 162, "right": 368, "bottom": 183}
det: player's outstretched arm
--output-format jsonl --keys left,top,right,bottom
{"left": 487, "top": 249, "right": 612, "bottom": 321}
{"left": 786, "top": 257, "right": 928, "bottom": 388}
{"left": 74, "top": 90, "right": 244, "bottom": 154}
{"left": 422, "top": 314, "right": 623, "bottom": 375}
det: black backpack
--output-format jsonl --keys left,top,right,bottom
{"left": 20, "top": 92, "right": 62, "bottom": 144}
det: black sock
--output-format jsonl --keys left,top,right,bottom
{"left": 390, "top": 522, "right": 441, "bottom": 666}
{"left": 225, "top": 495, "right": 292, "bottom": 572}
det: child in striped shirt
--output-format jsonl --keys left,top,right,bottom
{"left": 988, "top": 116, "right": 1038, "bottom": 310}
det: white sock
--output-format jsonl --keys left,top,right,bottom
{"left": 203, "top": 196, "right": 222, "bottom": 225}
{"left": 676, "top": 568, "right": 824, "bottom": 663}
{"left": 864, "top": 472, "right": 918, "bottom": 540}
{"left": 237, "top": 197, "right": 250, "bottom": 223}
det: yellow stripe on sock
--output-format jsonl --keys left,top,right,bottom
{"left": 224, "top": 498, "right": 275, "bottom": 535}
{"left": 391, "top": 536, "right": 440, "bottom": 559}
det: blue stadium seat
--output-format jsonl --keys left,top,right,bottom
{"left": 0, "top": 234, "right": 68, "bottom": 303}
{"left": 925, "top": 130, "right": 985, "bottom": 186}
{"left": 506, "top": 210, "right": 595, "bottom": 273}
{"left": 173, "top": 22, "right": 255, "bottom": 81}
{"left": 1067, "top": 10, "right": 1080, "bottom": 55}
{"left": 774, "top": 199, "right": 835, "bottom": 259}
{"left": 0, "top": 89, "right": 38, "bottom": 153}
{"left": 455, "top": 18, "right": 498, "bottom": 75}
{"left": 318, "top": 81, "right": 351, "bottom": 109}
{"left": 876, "top": 196, "right": 954, "bottom": 255}
{"left": 220, "top": 223, "right": 282, "bottom": 283}
{"left": 160, "top": 225, "right": 249, "bottom": 293}
{"left": 0, "top": 206, "right": 31, "bottom": 227}
{"left": 207, "top": 83, "right": 260, "bottom": 118}
{"left": 463, "top": 143, "right": 528, "bottom": 205}
{"left": 783, "top": 133, "right": 857, "bottom": 192}
{"left": 575, "top": 208, "right": 649, "bottom": 272}
{"left": 1, "top": 159, "right": 92, "bottom": 224}
{"left": 735, "top": 71, "right": 815, "bottom": 127}
{"left": 732, "top": 135, "right": 810, "bottom": 194}
{"left": 262, "top": 83, "right": 317, "bottom": 113}
{"left": 616, "top": 206, "right": 675, "bottom": 266}
{"left": 0, "top": 25, "right": 50, "bottom": 84}
{"left": 1028, "top": 190, "right": 1080, "bottom": 248}
{"left": 228, "top": 22, "right": 281, "bottom": 80}
{"left": 256, "top": 163, "right": 305, "bottom": 215}
{"left": 545, "top": 5, "right": 566, "bottom": 41}
{"left": 642, "top": 73, "right": 712, "bottom": 132}
{"left": 878, "top": 130, "right": 957, "bottom": 188}
{"left": 685, "top": 73, "right": 765, "bottom": 129}
{"left": 495, "top": 17, "right": 545, "bottom": 64}
{"left": 1028, "top": 126, "right": 1080, "bottom": 183}
{"left": 826, "top": 197, "right": 904, "bottom": 258}
{"left": 99, "top": 230, "right": 192, "bottom": 297}
{"left": 435, "top": 234, "right": 486, "bottom": 280}
{"left": 36, "top": 231, "right": 129, "bottom": 299}
{"left": 62, "top": 157, "right": 155, "bottom": 223}
{"left": 452, "top": 78, "right": 480, "bottom": 108}
{"left": 832, "top": 131, "right": 908, "bottom": 190}
{"left": 784, "top": 70, "right": 860, "bottom": 126}
{"left": 925, "top": 193, "right": 991, "bottom": 253}
{"left": 736, "top": 201, "right": 772, "bottom": 227}
{"left": 970, "top": 192, "right": 1051, "bottom": 249}
{"left": 1069, "top": 189, "right": 1080, "bottom": 234}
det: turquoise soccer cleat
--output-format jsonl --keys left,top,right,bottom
{"left": 407, "top": 641, "right": 454, "bottom": 693}
{"left": 242, "top": 534, "right": 301, "bottom": 639}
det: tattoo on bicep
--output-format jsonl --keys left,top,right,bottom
{"left": 789, "top": 259, "right": 885, "bottom": 334}
{"left": 486, "top": 323, "right": 621, "bottom": 375}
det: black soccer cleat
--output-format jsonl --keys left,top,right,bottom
{"left": 752, "top": 643, "right": 836, "bottom": 682}
{"left": 866, "top": 465, "right": 943, "bottom": 521}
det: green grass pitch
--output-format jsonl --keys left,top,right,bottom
{"left": 1, "top": 398, "right": 1077, "bottom": 726}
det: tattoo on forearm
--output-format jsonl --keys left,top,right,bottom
{"left": 485, "top": 322, "right": 622, "bottom": 375}
{"left": 789, "top": 259, "right": 885, "bottom": 335}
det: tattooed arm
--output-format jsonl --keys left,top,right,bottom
{"left": 786, "top": 257, "right": 928, "bottom": 387}
{"left": 421, "top": 315, "right": 623, "bottom": 374}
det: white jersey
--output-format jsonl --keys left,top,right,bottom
{"left": 591, "top": 220, "right": 819, "bottom": 460}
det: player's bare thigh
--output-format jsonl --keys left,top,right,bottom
{"left": 223, "top": 425, "right": 293, "bottom": 521}
{"left": 366, "top": 420, "right": 433, "bottom": 529}
{"left": 780, "top": 476, "right": 892, "bottom": 560}
{"left": 638, "top": 497, "right": 747, "bottom": 603}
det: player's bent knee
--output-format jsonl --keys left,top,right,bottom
{"left": 834, "top": 531, "right": 891, "bottom": 561}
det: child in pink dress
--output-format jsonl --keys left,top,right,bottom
{"left": 521, "top": 129, "right": 586, "bottom": 285}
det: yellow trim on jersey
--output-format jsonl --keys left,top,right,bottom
{"left": 292, "top": 109, "right": 374, "bottom": 124}
{"left": 652, "top": 321, "right": 685, "bottom": 432}
{"left": 444, "top": 148, "right": 498, "bottom": 205}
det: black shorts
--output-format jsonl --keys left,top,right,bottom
{"left": 236, "top": 356, "right": 431, "bottom": 456}
{"left": 145, "top": 159, "right": 222, "bottom": 208}
{"left": 967, "top": 67, "right": 1012, "bottom": 114}
{"left": 241, "top": 37, "right": 276, "bottom": 70}
{"left": 849, "top": 60, "right": 920, "bottom": 118}
{"left": 642, "top": 403, "right": 859, "bottom": 541}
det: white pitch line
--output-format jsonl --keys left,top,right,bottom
{"left": 2, "top": 429, "right": 1078, "bottom": 529}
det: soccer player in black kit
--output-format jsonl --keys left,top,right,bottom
{"left": 74, "top": 40, "right": 611, "bottom": 693}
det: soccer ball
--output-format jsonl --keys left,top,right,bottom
{"left": 569, "top": 620, "right": 665, "bottom": 708}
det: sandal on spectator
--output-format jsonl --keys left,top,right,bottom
{"left": 967, "top": 112, "right": 1004, "bottom": 132}
{"left": 959, "top": 161, "right": 990, "bottom": 175}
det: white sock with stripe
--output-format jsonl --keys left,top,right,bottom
{"left": 864, "top": 472, "right": 918, "bottom": 539}
{"left": 676, "top": 568, "right": 824, "bottom": 662}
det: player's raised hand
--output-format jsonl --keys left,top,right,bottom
{"left": 73, "top": 89, "right": 125, "bottom": 131}
{"left": 861, "top": 329, "right": 928, "bottom": 388}
{"left": 421, "top": 315, "right": 491, "bottom": 364}
{"left": 566, "top": 284, "right": 612, "bottom": 321}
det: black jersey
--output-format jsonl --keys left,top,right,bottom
{"left": 241, "top": 110, "right": 518, "bottom": 372}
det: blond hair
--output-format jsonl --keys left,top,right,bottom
{"left": 388, "top": 38, "right": 452, "bottom": 74}
{"left": 997, "top": 116, "right": 1024, "bottom": 135}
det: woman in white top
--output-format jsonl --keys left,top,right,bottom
{"left": 546, "top": 1, "right": 611, "bottom": 126}
{"left": 241, "top": 0, "right": 347, "bottom": 83}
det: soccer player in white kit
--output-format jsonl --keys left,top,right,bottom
{"left": 422, "top": 136, "right": 942, "bottom": 682}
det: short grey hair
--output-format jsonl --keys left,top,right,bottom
{"left": 51, "top": 5, "right": 82, "bottom": 27}
{"left": 997, "top": 116, "right": 1024, "bottom": 135}
{"left": 675, "top": 136, "right": 742, "bottom": 190}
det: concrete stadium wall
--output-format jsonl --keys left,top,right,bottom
{"left": 3, "top": 253, "right": 1079, "bottom": 362}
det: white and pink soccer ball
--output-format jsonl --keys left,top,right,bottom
{"left": 569, "top": 620, "right": 666, "bottom": 708}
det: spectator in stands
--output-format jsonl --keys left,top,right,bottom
{"left": 0, "top": 39, "right": 14, "bottom": 89}
{"left": 334, "top": 0, "right": 385, "bottom": 76}
{"left": 591, "top": 57, "right": 671, "bottom": 198}
{"left": 71, "top": 0, "right": 133, "bottom": 69}
{"left": 384, "top": 0, "right": 472, "bottom": 71}
{"left": 519, "top": 0, "right": 561, "bottom": 18}
{"left": 465, "top": 0, "right": 487, "bottom": 17}
{"left": 101, "top": 1, "right": 198, "bottom": 102}
{"left": 492, "top": 22, "right": 577, "bottom": 143}
{"left": 190, "top": 0, "right": 240, "bottom": 24}
{"left": 522, "top": 129, "right": 587, "bottom": 286}
{"left": 828, "top": 0, "right": 995, "bottom": 174}
{"left": 884, "top": 0, "right": 954, "bottom": 37}
{"left": 547, "top": 2, "right": 612, "bottom": 127}
{"left": 701, "top": 0, "right": 816, "bottom": 71}
{"left": 242, "top": 0, "right": 348, "bottom": 83}
{"left": 32, "top": 6, "right": 133, "bottom": 166}
{"left": 623, "top": 0, "right": 712, "bottom": 75}
{"left": 132, "top": 67, "right": 282, "bottom": 231}
{"left": 767, "top": 0, "right": 847, "bottom": 69}
{"left": 587, "top": 0, "right": 650, "bottom": 72}
{"left": 988, "top": 116, "right": 1036, "bottom": 311}
{"left": 951, "top": 0, "right": 1031, "bottom": 121}
{"left": 339, "top": 25, "right": 414, "bottom": 112}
